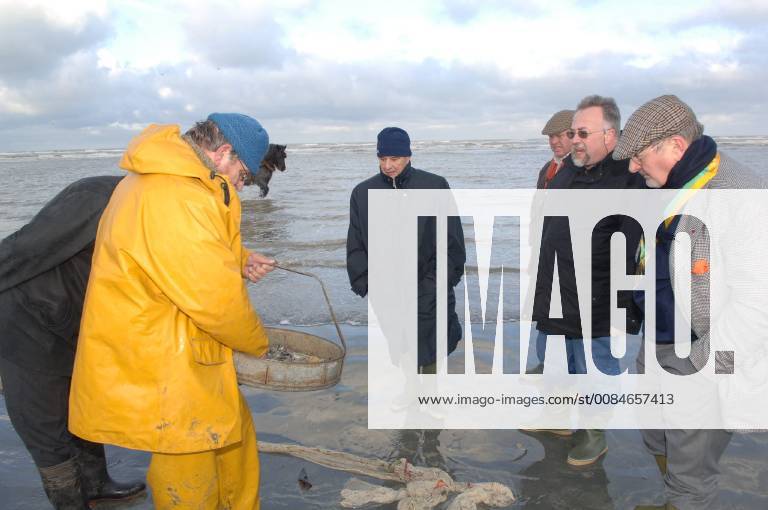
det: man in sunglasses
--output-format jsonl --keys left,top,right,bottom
{"left": 615, "top": 95, "right": 767, "bottom": 510}
{"left": 529, "top": 95, "right": 645, "bottom": 466}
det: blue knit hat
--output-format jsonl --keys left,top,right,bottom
{"left": 377, "top": 127, "right": 411, "bottom": 157}
{"left": 207, "top": 113, "right": 269, "bottom": 175}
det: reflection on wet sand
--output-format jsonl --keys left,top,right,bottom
{"left": 518, "top": 430, "right": 613, "bottom": 509}
{"left": 390, "top": 429, "right": 448, "bottom": 475}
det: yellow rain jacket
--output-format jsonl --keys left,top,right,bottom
{"left": 69, "top": 124, "right": 268, "bottom": 453}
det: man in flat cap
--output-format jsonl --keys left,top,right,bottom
{"left": 537, "top": 109, "right": 574, "bottom": 189}
{"left": 346, "top": 127, "right": 466, "bottom": 374}
{"left": 616, "top": 95, "right": 767, "bottom": 510}
{"left": 527, "top": 109, "right": 576, "bottom": 374}
{"left": 69, "top": 114, "right": 275, "bottom": 509}
{"left": 529, "top": 95, "right": 645, "bottom": 466}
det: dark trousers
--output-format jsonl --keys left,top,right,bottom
{"left": 0, "top": 356, "right": 97, "bottom": 468}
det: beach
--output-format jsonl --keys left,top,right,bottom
{"left": 2, "top": 138, "right": 768, "bottom": 508}
{"left": 3, "top": 324, "right": 768, "bottom": 509}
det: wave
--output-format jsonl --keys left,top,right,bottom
{"left": 3, "top": 137, "right": 766, "bottom": 160}
{"left": 238, "top": 139, "right": 548, "bottom": 155}
{"left": 270, "top": 238, "right": 347, "bottom": 251}
{"left": 714, "top": 136, "right": 768, "bottom": 147}
{"left": 0, "top": 149, "right": 123, "bottom": 161}
{"left": 272, "top": 259, "right": 348, "bottom": 269}
{"left": 463, "top": 265, "right": 520, "bottom": 275}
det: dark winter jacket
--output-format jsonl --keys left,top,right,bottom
{"left": 346, "top": 164, "right": 466, "bottom": 366}
{"left": 536, "top": 156, "right": 570, "bottom": 189}
{"left": 532, "top": 154, "right": 645, "bottom": 338}
{"left": 0, "top": 176, "right": 121, "bottom": 375}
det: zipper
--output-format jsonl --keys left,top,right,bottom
{"left": 210, "top": 171, "right": 231, "bottom": 206}
{"left": 220, "top": 181, "right": 230, "bottom": 206}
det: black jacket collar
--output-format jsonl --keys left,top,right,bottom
{"left": 378, "top": 162, "right": 413, "bottom": 188}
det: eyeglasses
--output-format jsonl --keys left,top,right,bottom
{"left": 566, "top": 128, "right": 610, "bottom": 140}
{"left": 238, "top": 158, "right": 249, "bottom": 182}
{"left": 631, "top": 140, "right": 666, "bottom": 166}
{"left": 631, "top": 149, "right": 650, "bottom": 166}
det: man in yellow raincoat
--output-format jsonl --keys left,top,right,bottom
{"left": 69, "top": 113, "right": 274, "bottom": 509}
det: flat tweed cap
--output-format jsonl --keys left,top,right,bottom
{"left": 541, "top": 109, "right": 575, "bottom": 135}
{"left": 614, "top": 94, "right": 703, "bottom": 160}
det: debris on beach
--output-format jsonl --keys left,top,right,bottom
{"left": 298, "top": 467, "right": 313, "bottom": 491}
{"left": 260, "top": 441, "right": 515, "bottom": 510}
{"left": 266, "top": 344, "right": 323, "bottom": 363}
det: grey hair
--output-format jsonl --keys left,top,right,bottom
{"left": 676, "top": 118, "right": 703, "bottom": 143}
{"left": 652, "top": 117, "right": 704, "bottom": 151}
{"left": 184, "top": 119, "right": 238, "bottom": 157}
{"left": 576, "top": 95, "right": 621, "bottom": 133}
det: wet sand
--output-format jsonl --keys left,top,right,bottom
{"left": 2, "top": 324, "right": 767, "bottom": 509}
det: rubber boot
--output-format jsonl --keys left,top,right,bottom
{"left": 38, "top": 457, "right": 89, "bottom": 510}
{"left": 520, "top": 428, "right": 573, "bottom": 437}
{"left": 632, "top": 456, "right": 672, "bottom": 509}
{"left": 520, "top": 366, "right": 571, "bottom": 436}
{"left": 567, "top": 429, "right": 607, "bottom": 466}
{"left": 526, "top": 363, "right": 544, "bottom": 374}
{"left": 419, "top": 362, "right": 437, "bottom": 374}
{"left": 77, "top": 443, "right": 146, "bottom": 504}
{"left": 634, "top": 503, "right": 678, "bottom": 510}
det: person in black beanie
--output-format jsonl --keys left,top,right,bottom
{"left": 346, "top": 126, "right": 466, "bottom": 373}
{"left": 615, "top": 95, "right": 768, "bottom": 510}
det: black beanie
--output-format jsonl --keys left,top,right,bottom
{"left": 376, "top": 127, "right": 411, "bottom": 157}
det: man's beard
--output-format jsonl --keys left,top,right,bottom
{"left": 572, "top": 153, "right": 589, "bottom": 167}
{"left": 571, "top": 143, "right": 589, "bottom": 167}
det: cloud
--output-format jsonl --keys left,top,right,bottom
{"left": 181, "top": 2, "right": 296, "bottom": 70}
{"left": 0, "top": 1, "right": 766, "bottom": 151}
{"left": 0, "top": 2, "right": 112, "bottom": 83}
{"left": 673, "top": 0, "right": 768, "bottom": 30}
{"left": 439, "top": 0, "right": 546, "bottom": 24}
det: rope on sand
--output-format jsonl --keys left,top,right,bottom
{"left": 260, "top": 441, "right": 516, "bottom": 509}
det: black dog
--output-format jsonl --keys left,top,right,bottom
{"left": 244, "top": 144, "right": 287, "bottom": 197}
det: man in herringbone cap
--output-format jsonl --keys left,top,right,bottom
{"left": 617, "top": 94, "right": 767, "bottom": 510}
{"left": 537, "top": 109, "right": 574, "bottom": 188}
{"left": 526, "top": 109, "right": 575, "bottom": 380}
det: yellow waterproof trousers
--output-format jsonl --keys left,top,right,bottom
{"left": 147, "top": 395, "right": 260, "bottom": 509}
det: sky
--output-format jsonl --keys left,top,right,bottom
{"left": 1, "top": 0, "right": 767, "bottom": 151}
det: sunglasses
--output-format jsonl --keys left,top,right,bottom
{"left": 566, "top": 128, "right": 609, "bottom": 140}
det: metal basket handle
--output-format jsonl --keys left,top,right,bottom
{"left": 273, "top": 264, "right": 347, "bottom": 356}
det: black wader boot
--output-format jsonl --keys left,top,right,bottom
{"left": 38, "top": 457, "right": 89, "bottom": 510}
{"left": 77, "top": 443, "right": 146, "bottom": 504}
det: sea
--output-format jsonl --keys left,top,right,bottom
{"left": 1, "top": 137, "right": 767, "bottom": 508}
{"left": 2, "top": 136, "right": 766, "bottom": 326}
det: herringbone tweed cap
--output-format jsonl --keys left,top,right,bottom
{"left": 614, "top": 94, "right": 703, "bottom": 159}
{"left": 541, "top": 109, "right": 575, "bottom": 135}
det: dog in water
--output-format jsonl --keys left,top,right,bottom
{"left": 244, "top": 144, "right": 287, "bottom": 197}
